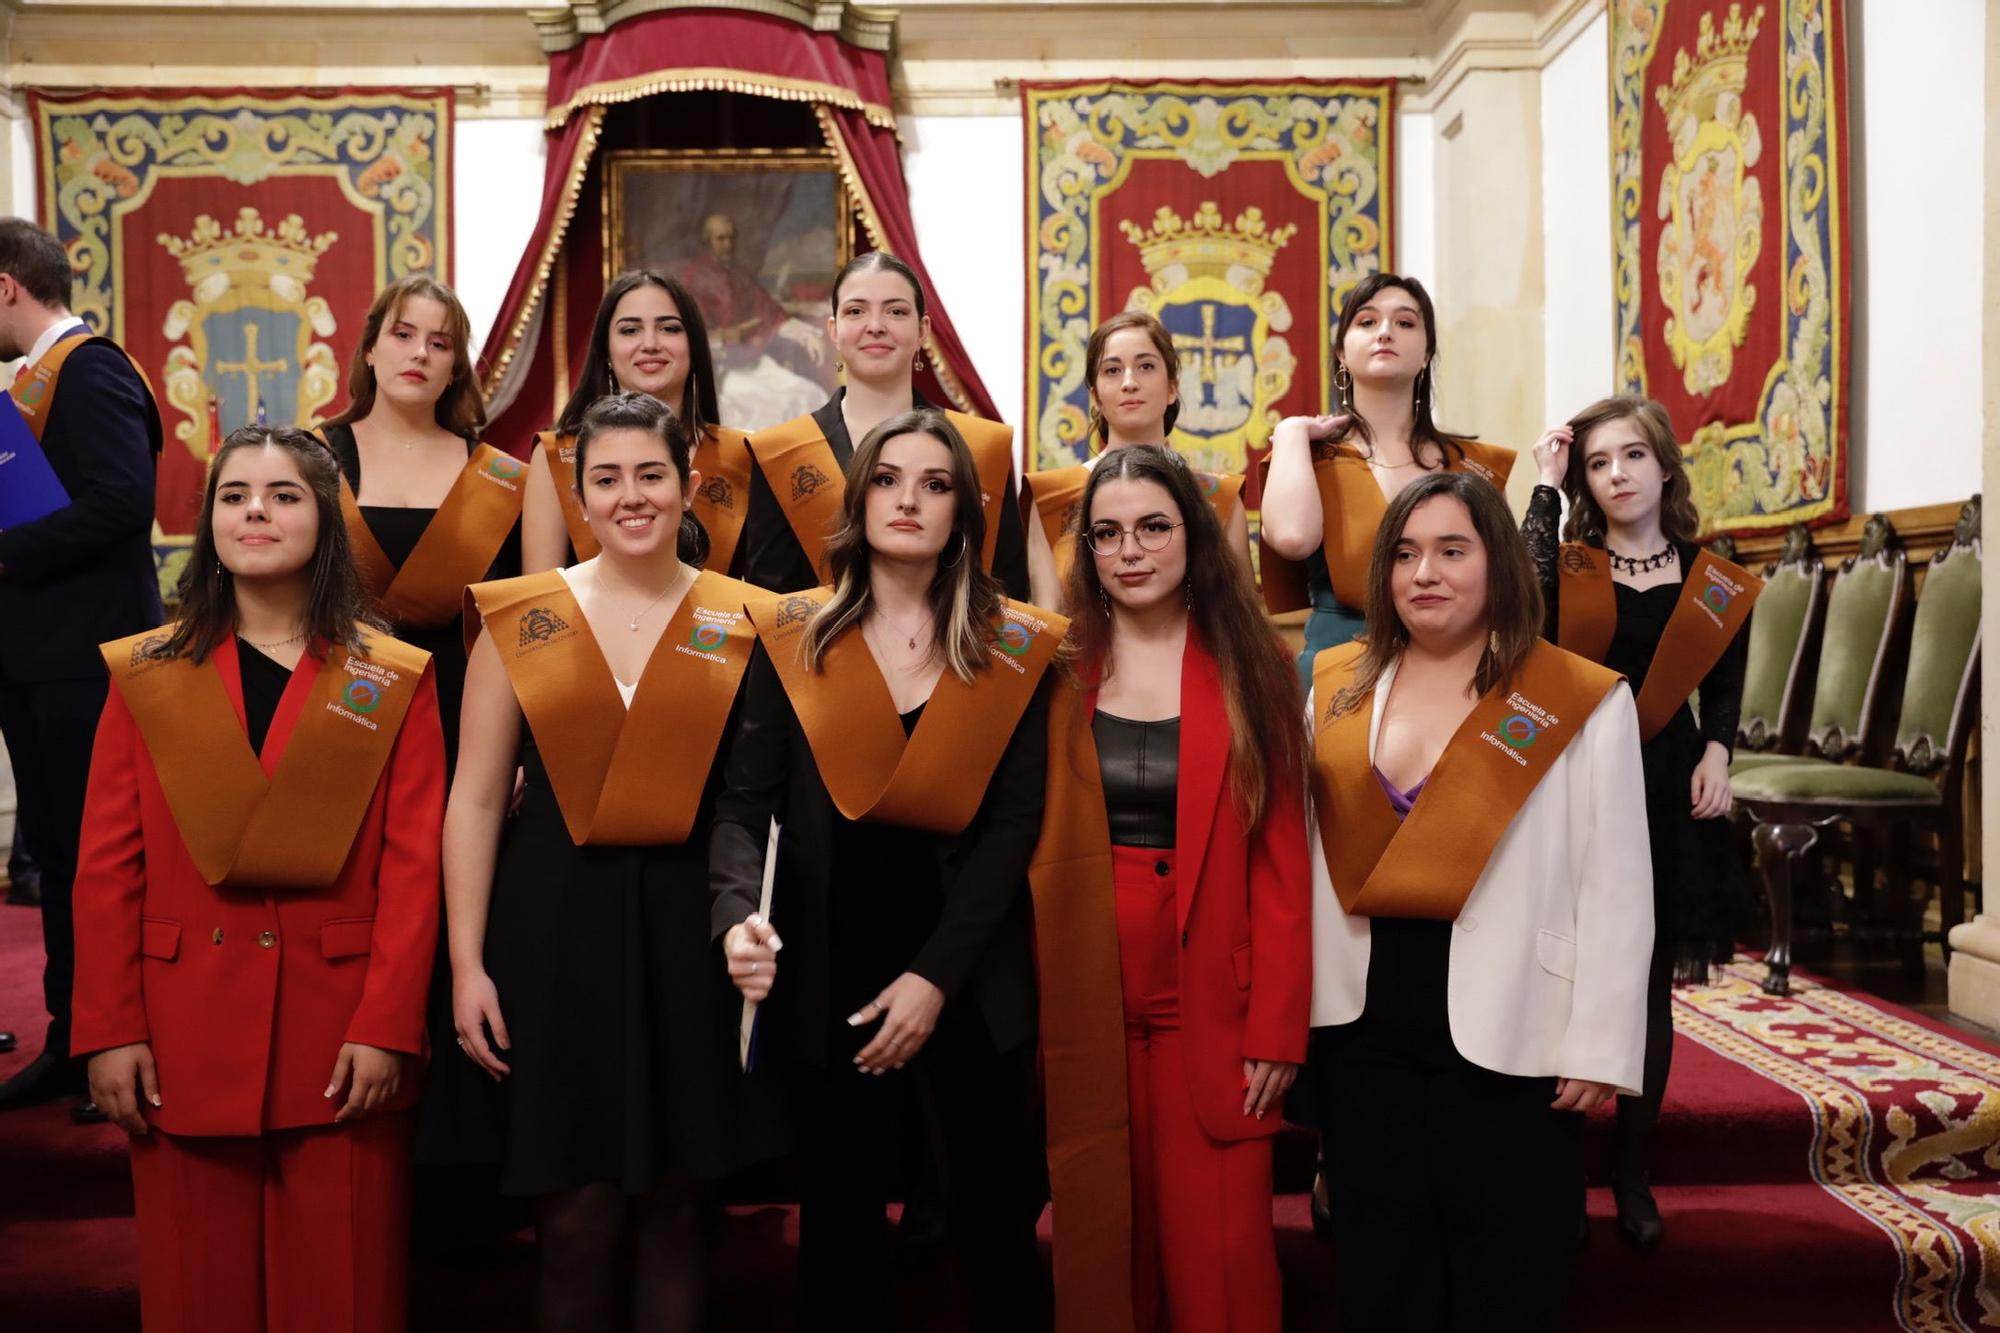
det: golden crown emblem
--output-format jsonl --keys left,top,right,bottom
{"left": 1118, "top": 202, "right": 1297, "bottom": 283}
{"left": 1655, "top": 3, "right": 1764, "bottom": 121}
{"left": 157, "top": 207, "right": 338, "bottom": 291}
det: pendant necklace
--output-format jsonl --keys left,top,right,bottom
{"left": 1606, "top": 542, "right": 1675, "bottom": 574}
{"left": 871, "top": 607, "right": 932, "bottom": 652}
{"left": 243, "top": 630, "right": 306, "bottom": 651}
{"left": 601, "top": 563, "right": 688, "bottom": 631}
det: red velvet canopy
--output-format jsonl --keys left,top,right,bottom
{"left": 478, "top": 8, "right": 998, "bottom": 452}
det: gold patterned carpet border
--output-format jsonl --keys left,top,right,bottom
{"left": 1673, "top": 960, "right": 2000, "bottom": 1330}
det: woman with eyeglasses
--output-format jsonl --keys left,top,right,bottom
{"left": 1030, "top": 445, "right": 1309, "bottom": 1332}
{"left": 1020, "top": 311, "right": 1253, "bottom": 609}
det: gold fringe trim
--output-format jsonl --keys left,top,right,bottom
{"left": 813, "top": 103, "right": 976, "bottom": 416}
{"left": 547, "top": 69, "right": 896, "bottom": 133}
{"left": 482, "top": 105, "right": 607, "bottom": 401}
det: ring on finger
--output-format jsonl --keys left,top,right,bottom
{"left": 749, "top": 961, "right": 759, "bottom": 975}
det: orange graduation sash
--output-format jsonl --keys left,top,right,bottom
{"left": 692, "top": 425, "right": 754, "bottom": 573}
{"left": 1027, "top": 681, "right": 1136, "bottom": 1333}
{"left": 10, "top": 327, "right": 159, "bottom": 442}
{"left": 1311, "top": 639, "right": 1620, "bottom": 919}
{"left": 750, "top": 409, "right": 1015, "bottom": 582}
{"left": 1025, "top": 460, "right": 1246, "bottom": 587}
{"left": 744, "top": 589, "right": 1067, "bottom": 835}
{"left": 101, "top": 627, "right": 432, "bottom": 892}
{"left": 469, "top": 568, "right": 757, "bottom": 846}
{"left": 1262, "top": 438, "right": 1517, "bottom": 615}
{"left": 1557, "top": 544, "right": 1763, "bottom": 743}
{"left": 340, "top": 442, "right": 526, "bottom": 629}
{"left": 537, "top": 431, "right": 598, "bottom": 561}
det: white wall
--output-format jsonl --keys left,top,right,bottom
{"left": 1539, "top": 8, "right": 1613, "bottom": 429}
{"left": 900, "top": 114, "right": 1026, "bottom": 426}
{"left": 1396, "top": 110, "right": 1436, "bottom": 298}
{"left": 1851, "top": 0, "right": 1986, "bottom": 511}
{"left": 453, "top": 117, "right": 548, "bottom": 363}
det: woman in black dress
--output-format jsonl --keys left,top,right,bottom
{"left": 1522, "top": 394, "right": 1753, "bottom": 1250}
{"left": 447, "top": 392, "right": 784, "bottom": 1330}
{"left": 712, "top": 407, "right": 1059, "bottom": 1331}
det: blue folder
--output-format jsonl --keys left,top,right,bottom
{"left": 0, "top": 392, "right": 70, "bottom": 530}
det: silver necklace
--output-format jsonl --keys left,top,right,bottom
{"left": 242, "top": 630, "right": 306, "bottom": 651}
{"left": 869, "top": 607, "right": 932, "bottom": 652}
{"left": 598, "top": 563, "right": 688, "bottom": 631}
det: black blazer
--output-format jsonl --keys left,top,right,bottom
{"left": 708, "top": 642, "right": 1049, "bottom": 1068}
{"left": 742, "top": 391, "right": 1032, "bottom": 600}
{"left": 0, "top": 337, "right": 164, "bottom": 683}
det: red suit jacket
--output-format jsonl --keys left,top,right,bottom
{"left": 1168, "top": 638, "right": 1313, "bottom": 1142}
{"left": 70, "top": 636, "right": 445, "bottom": 1137}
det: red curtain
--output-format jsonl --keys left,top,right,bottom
{"left": 478, "top": 9, "right": 997, "bottom": 452}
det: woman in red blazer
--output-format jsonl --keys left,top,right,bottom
{"left": 71, "top": 425, "right": 445, "bottom": 1333}
{"left": 1031, "top": 445, "right": 1311, "bottom": 1333}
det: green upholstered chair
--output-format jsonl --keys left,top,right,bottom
{"left": 1733, "top": 525, "right": 1826, "bottom": 757}
{"left": 1733, "top": 498, "right": 1981, "bottom": 995}
{"left": 1728, "top": 514, "right": 1908, "bottom": 778}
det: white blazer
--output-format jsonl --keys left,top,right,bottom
{"left": 1307, "top": 661, "right": 1655, "bottom": 1094}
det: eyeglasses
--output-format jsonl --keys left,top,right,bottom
{"left": 1086, "top": 519, "right": 1185, "bottom": 557}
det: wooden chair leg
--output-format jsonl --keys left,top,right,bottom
{"left": 1754, "top": 821, "right": 1820, "bottom": 996}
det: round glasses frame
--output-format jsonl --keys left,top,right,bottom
{"left": 1085, "top": 519, "right": 1185, "bottom": 557}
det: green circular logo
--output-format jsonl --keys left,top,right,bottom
{"left": 344, "top": 679, "right": 383, "bottom": 714}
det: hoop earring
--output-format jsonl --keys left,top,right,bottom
{"left": 1334, "top": 363, "right": 1352, "bottom": 393}
{"left": 940, "top": 531, "right": 966, "bottom": 568}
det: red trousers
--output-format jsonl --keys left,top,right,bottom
{"left": 128, "top": 1112, "right": 414, "bottom": 1333}
{"left": 1114, "top": 846, "right": 1281, "bottom": 1333}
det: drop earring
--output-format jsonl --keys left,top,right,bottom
{"left": 912, "top": 353, "right": 927, "bottom": 374}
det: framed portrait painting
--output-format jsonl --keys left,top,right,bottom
{"left": 605, "top": 148, "right": 851, "bottom": 431}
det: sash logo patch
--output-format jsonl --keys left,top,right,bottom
{"left": 129, "top": 633, "right": 173, "bottom": 669}
{"left": 484, "top": 456, "right": 526, "bottom": 483}
{"left": 775, "top": 595, "right": 818, "bottom": 629}
{"left": 997, "top": 620, "right": 1033, "bottom": 656}
{"left": 790, "top": 464, "right": 830, "bottom": 502}
{"left": 519, "top": 606, "right": 571, "bottom": 646}
{"left": 1196, "top": 471, "right": 1222, "bottom": 497}
{"left": 699, "top": 475, "right": 735, "bottom": 510}
{"left": 689, "top": 621, "right": 728, "bottom": 650}
{"left": 1559, "top": 545, "right": 1597, "bottom": 575}
{"left": 343, "top": 679, "right": 383, "bottom": 714}
{"left": 1497, "top": 713, "right": 1540, "bottom": 748}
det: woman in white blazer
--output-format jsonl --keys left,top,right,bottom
{"left": 1302, "top": 470, "right": 1652, "bottom": 1331}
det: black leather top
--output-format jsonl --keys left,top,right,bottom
{"left": 1092, "top": 711, "right": 1180, "bottom": 849}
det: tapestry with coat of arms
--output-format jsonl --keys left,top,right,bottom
{"left": 29, "top": 88, "right": 453, "bottom": 592}
{"left": 1023, "top": 79, "right": 1394, "bottom": 487}
{"left": 1611, "top": 1, "right": 1849, "bottom": 533}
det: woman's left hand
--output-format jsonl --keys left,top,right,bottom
{"left": 1550, "top": 1078, "right": 1616, "bottom": 1112}
{"left": 850, "top": 972, "right": 945, "bottom": 1074}
{"left": 326, "top": 1043, "right": 403, "bottom": 1122}
{"left": 1690, "top": 742, "right": 1733, "bottom": 819}
{"left": 1242, "top": 1060, "right": 1297, "bottom": 1120}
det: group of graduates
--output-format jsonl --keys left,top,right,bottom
{"left": 0, "top": 208, "right": 1763, "bottom": 1332}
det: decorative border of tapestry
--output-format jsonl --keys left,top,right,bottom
{"left": 1610, "top": 2, "right": 1849, "bottom": 534}
{"left": 1023, "top": 79, "right": 1394, "bottom": 482}
{"left": 30, "top": 87, "right": 453, "bottom": 590}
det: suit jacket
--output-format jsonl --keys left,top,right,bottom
{"left": 1307, "top": 664, "right": 1654, "bottom": 1094}
{"left": 0, "top": 336, "right": 164, "bottom": 683}
{"left": 1153, "top": 639, "right": 1313, "bottom": 1141}
{"left": 70, "top": 637, "right": 446, "bottom": 1136}
{"left": 709, "top": 643, "right": 1048, "bottom": 1067}
{"left": 741, "top": 391, "right": 1031, "bottom": 600}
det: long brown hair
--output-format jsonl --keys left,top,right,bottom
{"left": 1330, "top": 470, "right": 1544, "bottom": 717}
{"left": 802, "top": 408, "right": 1005, "bottom": 683}
{"left": 1329, "top": 273, "right": 1465, "bottom": 469}
{"left": 322, "top": 274, "right": 485, "bottom": 440}
{"left": 1060, "top": 445, "right": 1305, "bottom": 827}
{"left": 156, "top": 427, "right": 382, "bottom": 664}
{"left": 1085, "top": 310, "right": 1181, "bottom": 445}
{"left": 1560, "top": 394, "right": 1700, "bottom": 545}
{"left": 554, "top": 270, "right": 719, "bottom": 442}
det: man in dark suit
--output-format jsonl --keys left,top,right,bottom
{"left": 0, "top": 218, "right": 163, "bottom": 1116}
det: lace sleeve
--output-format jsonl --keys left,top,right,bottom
{"left": 1520, "top": 484, "right": 1563, "bottom": 635}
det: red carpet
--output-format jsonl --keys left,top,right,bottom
{"left": 3, "top": 900, "right": 1996, "bottom": 1330}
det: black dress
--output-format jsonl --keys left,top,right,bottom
{"left": 1521, "top": 485, "right": 1750, "bottom": 978}
{"left": 481, "top": 697, "right": 788, "bottom": 1199}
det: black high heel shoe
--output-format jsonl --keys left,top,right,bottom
{"left": 1613, "top": 1175, "right": 1664, "bottom": 1251}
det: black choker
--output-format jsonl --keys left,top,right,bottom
{"left": 1606, "top": 543, "right": 1675, "bottom": 574}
